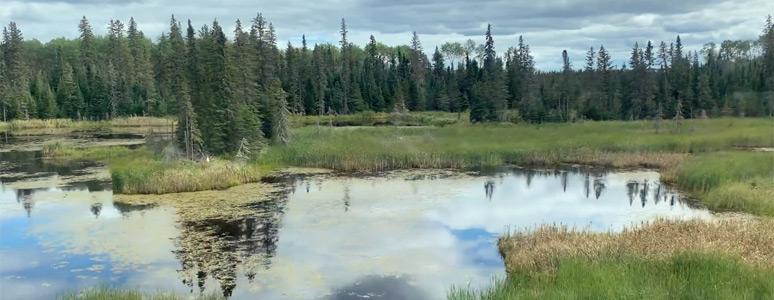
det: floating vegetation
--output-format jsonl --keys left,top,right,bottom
{"left": 113, "top": 182, "right": 279, "bottom": 222}
{"left": 57, "top": 286, "right": 225, "bottom": 300}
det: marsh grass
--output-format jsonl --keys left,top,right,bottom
{"left": 291, "top": 111, "right": 461, "bottom": 127}
{"left": 58, "top": 286, "right": 224, "bottom": 300}
{"left": 447, "top": 252, "right": 774, "bottom": 300}
{"left": 498, "top": 219, "right": 774, "bottom": 273}
{"left": 678, "top": 152, "right": 774, "bottom": 215}
{"left": 42, "top": 141, "right": 147, "bottom": 161}
{"left": 703, "top": 178, "right": 774, "bottom": 216}
{"left": 450, "top": 219, "right": 774, "bottom": 300}
{"left": 110, "top": 159, "right": 272, "bottom": 194}
{"left": 7, "top": 116, "right": 174, "bottom": 130}
{"left": 42, "top": 141, "right": 273, "bottom": 194}
{"left": 265, "top": 118, "right": 771, "bottom": 174}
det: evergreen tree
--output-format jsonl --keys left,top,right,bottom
{"left": 169, "top": 15, "right": 201, "bottom": 158}
{"left": 408, "top": 31, "right": 426, "bottom": 111}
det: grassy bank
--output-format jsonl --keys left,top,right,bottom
{"left": 449, "top": 219, "right": 774, "bottom": 299}
{"left": 448, "top": 252, "right": 774, "bottom": 300}
{"left": 3, "top": 116, "right": 174, "bottom": 131}
{"left": 678, "top": 151, "right": 774, "bottom": 216}
{"left": 59, "top": 286, "right": 224, "bottom": 300}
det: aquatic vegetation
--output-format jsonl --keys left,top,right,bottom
{"left": 265, "top": 117, "right": 771, "bottom": 173}
{"left": 58, "top": 286, "right": 224, "bottom": 300}
{"left": 111, "top": 159, "right": 272, "bottom": 194}
{"left": 291, "top": 111, "right": 462, "bottom": 127}
{"left": 703, "top": 178, "right": 774, "bottom": 217}
{"left": 42, "top": 142, "right": 152, "bottom": 161}
{"left": 447, "top": 252, "right": 774, "bottom": 300}
{"left": 678, "top": 151, "right": 774, "bottom": 216}
{"left": 113, "top": 182, "right": 279, "bottom": 222}
{"left": 6, "top": 117, "right": 174, "bottom": 131}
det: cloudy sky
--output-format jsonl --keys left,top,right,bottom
{"left": 1, "top": 0, "right": 772, "bottom": 69}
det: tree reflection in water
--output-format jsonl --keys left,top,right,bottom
{"left": 174, "top": 189, "right": 291, "bottom": 298}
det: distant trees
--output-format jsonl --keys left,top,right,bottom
{"left": 1, "top": 15, "right": 772, "bottom": 155}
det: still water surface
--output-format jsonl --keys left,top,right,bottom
{"left": 0, "top": 149, "right": 712, "bottom": 299}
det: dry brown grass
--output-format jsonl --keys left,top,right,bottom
{"left": 499, "top": 218, "right": 774, "bottom": 273}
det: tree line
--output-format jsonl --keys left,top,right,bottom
{"left": 1, "top": 14, "right": 773, "bottom": 155}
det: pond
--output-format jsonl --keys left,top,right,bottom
{"left": 0, "top": 146, "right": 713, "bottom": 299}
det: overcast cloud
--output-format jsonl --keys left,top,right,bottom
{"left": 1, "top": 0, "right": 771, "bottom": 69}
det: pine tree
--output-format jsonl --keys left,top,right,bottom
{"left": 169, "top": 15, "right": 201, "bottom": 158}
{"left": 56, "top": 62, "right": 82, "bottom": 119}
{"left": 408, "top": 31, "right": 426, "bottom": 111}
{"left": 339, "top": 18, "right": 351, "bottom": 113}
{"left": 269, "top": 80, "right": 291, "bottom": 144}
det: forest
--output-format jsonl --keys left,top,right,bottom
{"left": 1, "top": 14, "right": 773, "bottom": 155}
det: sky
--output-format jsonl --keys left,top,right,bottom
{"left": 1, "top": 0, "right": 772, "bottom": 70}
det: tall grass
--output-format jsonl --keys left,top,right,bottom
{"left": 448, "top": 252, "right": 774, "bottom": 300}
{"left": 677, "top": 151, "right": 774, "bottom": 216}
{"left": 58, "top": 286, "right": 224, "bottom": 300}
{"left": 42, "top": 141, "right": 147, "bottom": 161}
{"left": 41, "top": 142, "right": 272, "bottom": 194}
{"left": 678, "top": 151, "right": 774, "bottom": 192}
{"left": 264, "top": 118, "right": 772, "bottom": 173}
{"left": 6, "top": 116, "right": 174, "bottom": 130}
{"left": 450, "top": 219, "right": 774, "bottom": 300}
{"left": 498, "top": 219, "right": 774, "bottom": 273}
{"left": 111, "top": 159, "right": 270, "bottom": 194}
{"left": 291, "top": 111, "right": 461, "bottom": 127}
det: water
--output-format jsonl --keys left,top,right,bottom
{"left": 0, "top": 150, "right": 713, "bottom": 299}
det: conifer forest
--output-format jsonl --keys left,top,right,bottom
{"left": 2, "top": 15, "right": 773, "bottom": 154}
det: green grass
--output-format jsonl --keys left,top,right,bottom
{"left": 677, "top": 151, "right": 774, "bottom": 216}
{"left": 5, "top": 116, "right": 174, "bottom": 131}
{"left": 42, "top": 142, "right": 274, "bottom": 194}
{"left": 264, "top": 118, "right": 772, "bottom": 172}
{"left": 448, "top": 252, "right": 774, "bottom": 300}
{"left": 58, "top": 286, "right": 224, "bottom": 300}
{"left": 111, "top": 158, "right": 272, "bottom": 194}
{"left": 291, "top": 111, "right": 463, "bottom": 127}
